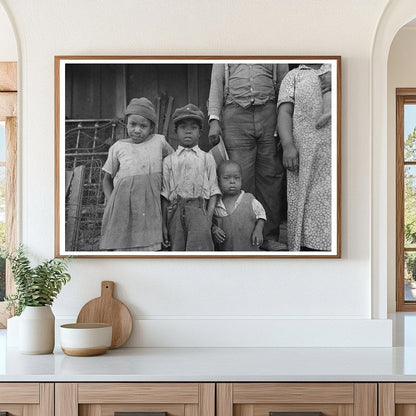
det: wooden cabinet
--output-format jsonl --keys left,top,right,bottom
{"left": 217, "top": 383, "right": 377, "bottom": 416}
{"left": 55, "top": 383, "right": 215, "bottom": 416}
{"left": 379, "top": 383, "right": 416, "bottom": 416}
{"left": 1, "top": 380, "right": 411, "bottom": 416}
{"left": 0, "top": 383, "right": 53, "bottom": 415}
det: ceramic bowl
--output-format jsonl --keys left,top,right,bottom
{"left": 60, "top": 323, "right": 112, "bottom": 356}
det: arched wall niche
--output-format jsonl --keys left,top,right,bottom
{"left": 371, "top": 0, "right": 416, "bottom": 318}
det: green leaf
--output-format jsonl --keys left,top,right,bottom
{"left": 4, "top": 245, "right": 71, "bottom": 316}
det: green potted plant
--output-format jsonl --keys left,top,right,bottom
{"left": 3, "top": 245, "right": 71, "bottom": 354}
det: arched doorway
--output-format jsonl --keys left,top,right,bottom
{"left": 371, "top": 0, "right": 416, "bottom": 318}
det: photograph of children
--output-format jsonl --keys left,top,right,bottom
{"left": 57, "top": 58, "right": 340, "bottom": 257}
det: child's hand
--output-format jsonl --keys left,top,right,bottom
{"left": 162, "top": 224, "right": 171, "bottom": 249}
{"left": 212, "top": 224, "right": 226, "bottom": 244}
{"left": 283, "top": 143, "right": 299, "bottom": 171}
{"left": 316, "top": 112, "right": 331, "bottom": 129}
{"left": 167, "top": 200, "right": 177, "bottom": 215}
{"left": 251, "top": 228, "right": 264, "bottom": 247}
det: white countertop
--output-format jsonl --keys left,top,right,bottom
{"left": 3, "top": 313, "right": 416, "bottom": 382}
{"left": 2, "top": 345, "right": 416, "bottom": 382}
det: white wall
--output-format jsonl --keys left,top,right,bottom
{"left": 0, "top": 0, "right": 394, "bottom": 347}
{"left": 387, "top": 26, "right": 416, "bottom": 312}
{"left": 0, "top": 3, "right": 16, "bottom": 61}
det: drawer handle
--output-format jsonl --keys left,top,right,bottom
{"left": 270, "top": 413, "right": 323, "bottom": 416}
{"left": 115, "top": 412, "right": 168, "bottom": 416}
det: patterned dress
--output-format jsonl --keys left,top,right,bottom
{"left": 100, "top": 134, "right": 173, "bottom": 251}
{"left": 277, "top": 65, "right": 332, "bottom": 251}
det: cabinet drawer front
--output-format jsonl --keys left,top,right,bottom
{"left": 80, "top": 403, "right": 186, "bottom": 416}
{"left": 0, "top": 383, "right": 39, "bottom": 403}
{"left": 238, "top": 403, "right": 340, "bottom": 416}
{"left": 78, "top": 383, "right": 200, "bottom": 404}
{"left": 233, "top": 384, "right": 354, "bottom": 404}
{"left": 395, "top": 383, "right": 416, "bottom": 403}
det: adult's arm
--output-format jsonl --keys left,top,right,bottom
{"left": 277, "top": 102, "right": 298, "bottom": 171}
{"left": 207, "top": 64, "right": 225, "bottom": 147}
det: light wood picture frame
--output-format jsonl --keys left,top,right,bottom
{"left": 55, "top": 56, "right": 341, "bottom": 258}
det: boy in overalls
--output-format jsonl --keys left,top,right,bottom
{"left": 161, "top": 104, "right": 221, "bottom": 251}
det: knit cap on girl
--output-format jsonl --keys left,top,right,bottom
{"left": 125, "top": 97, "right": 157, "bottom": 144}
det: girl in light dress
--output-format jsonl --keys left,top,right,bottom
{"left": 100, "top": 97, "right": 173, "bottom": 251}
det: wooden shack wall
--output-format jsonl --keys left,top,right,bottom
{"left": 65, "top": 63, "right": 213, "bottom": 150}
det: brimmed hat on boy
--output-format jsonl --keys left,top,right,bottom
{"left": 125, "top": 97, "right": 157, "bottom": 124}
{"left": 172, "top": 103, "right": 204, "bottom": 125}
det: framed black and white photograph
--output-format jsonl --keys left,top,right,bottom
{"left": 55, "top": 56, "right": 341, "bottom": 258}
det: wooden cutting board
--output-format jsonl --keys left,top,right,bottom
{"left": 76, "top": 281, "right": 133, "bottom": 349}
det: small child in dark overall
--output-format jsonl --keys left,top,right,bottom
{"left": 161, "top": 104, "right": 221, "bottom": 251}
{"left": 212, "top": 160, "right": 266, "bottom": 251}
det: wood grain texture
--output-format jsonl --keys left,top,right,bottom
{"left": 338, "top": 404, "right": 354, "bottom": 416}
{"left": 216, "top": 384, "right": 233, "bottom": 416}
{"left": 336, "top": 55, "right": 342, "bottom": 258}
{"left": 396, "top": 89, "right": 416, "bottom": 311}
{"left": 78, "top": 383, "right": 199, "bottom": 404}
{"left": 22, "top": 404, "right": 37, "bottom": 416}
{"left": 237, "top": 404, "right": 253, "bottom": 416}
{"left": 76, "top": 281, "right": 133, "bottom": 348}
{"left": 395, "top": 383, "right": 416, "bottom": 403}
{"left": 0, "top": 62, "right": 17, "bottom": 92}
{"left": 379, "top": 383, "right": 395, "bottom": 416}
{"left": 185, "top": 403, "right": 199, "bottom": 416}
{"left": 55, "top": 383, "right": 78, "bottom": 416}
{"left": 354, "top": 383, "right": 377, "bottom": 416}
{"left": 0, "top": 383, "right": 39, "bottom": 403}
{"left": 62, "top": 346, "right": 109, "bottom": 357}
{"left": 5, "top": 116, "right": 17, "bottom": 269}
{"left": 397, "top": 93, "right": 406, "bottom": 311}
{"left": 396, "top": 404, "right": 416, "bottom": 416}
{"left": 0, "top": 92, "right": 16, "bottom": 121}
{"left": 104, "top": 403, "right": 185, "bottom": 416}
{"left": 252, "top": 403, "right": 338, "bottom": 416}
{"left": 397, "top": 88, "right": 416, "bottom": 96}
{"left": 0, "top": 116, "right": 17, "bottom": 327}
{"left": 39, "top": 383, "right": 54, "bottom": 416}
{"left": 0, "top": 405, "right": 24, "bottom": 416}
{"left": 233, "top": 383, "right": 353, "bottom": 404}
{"left": 79, "top": 404, "right": 101, "bottom": 416}
{"left": 199, "top": 384, "right": 215, "bottom": 416}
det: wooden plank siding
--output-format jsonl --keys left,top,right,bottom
{"left": 65, "top": 63, "right": 213, "bottom": 151}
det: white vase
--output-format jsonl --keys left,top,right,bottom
{"left": 19, "top": 305, "right": 55, "bottom": 354}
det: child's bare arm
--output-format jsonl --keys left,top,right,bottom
{"left": 161, "top": 197, "right": 171, "bottom": 248}
{"left": 251, "top": 219, "right": 265, "bottom": 247}
{"left": 277, "top": 102, "right": 298, "bottom": 171}
{"left": 102, "top": 173, "right": 114, "bottom": 203}
{"left": 206, "top": 195, "right": 218, "bottom": 224}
